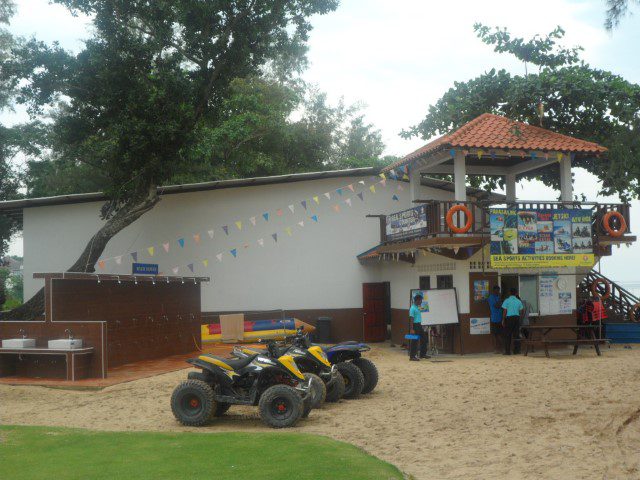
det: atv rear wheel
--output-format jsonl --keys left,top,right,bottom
{"left": 258, "top": 384, "right": 304, "bottom": 428}
{"left": 171, "top": 379, "right": 215, "bottom": 426}
{"left": 325, "top": 371, "right": 345, "bottom": 402}
{"left": 353, "top": 358, "right": 378, "bottom": 394}
{"left": 336, "top": 361, "right": 364, "bottom": 399}
{"left": 304, "top": 373, "right": 326, "bottom": 408}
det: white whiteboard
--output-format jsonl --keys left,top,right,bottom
{"left": 410, "top": 288, "right": 460, "bottom": 326}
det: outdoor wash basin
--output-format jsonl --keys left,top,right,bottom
{"left": 48, "top": 339, "right": 83, "bottom": 349}
{"left": 2, "top": 338, "right": 36, "bottom": 348}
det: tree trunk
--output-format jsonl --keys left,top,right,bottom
{"left": 0, "top": 187, "right": 160, "bottom": 320}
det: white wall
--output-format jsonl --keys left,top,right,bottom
{"left": 23, "top": 175, "right": 456, "bottom": 312}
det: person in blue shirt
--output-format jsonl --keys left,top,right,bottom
{"left": 487, "top": 285, "right": 503, "bottom": 353}
{"left": 409, "top": 292, "right": 428, "bottom": 361}
{"left": 501, "top": 288, "right": 524, "bottom": 355}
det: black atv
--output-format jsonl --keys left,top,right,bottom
{"left": 232, "top": 333, "right": 345, "bottom": 406}
{"left": 171, "top": 341, "right": 312, "bottom": 428}
{"left": 321, "top": 341, "right": 378, "bottom": 399}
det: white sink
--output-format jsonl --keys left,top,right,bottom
{"left": 48, "top": 339, "right": 83, "bottom": 349}
{"left": 2, "top": 338, "right": 36, "bottom": 348}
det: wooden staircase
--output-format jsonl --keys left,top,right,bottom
{"left": 578, "top": 270, "right": 639, "bottom": 322}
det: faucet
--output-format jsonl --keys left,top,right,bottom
{"left": 18, "top": 328, "right": 26, "bottom": 339}
{"left": 64, "top": 328, "right": 74, "bottom": 340}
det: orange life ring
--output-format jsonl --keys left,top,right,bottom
{"left": 591, "top": 278, "right": 611, "bottom": 300}
{"left": 630, "top": 303, "right": 640, "bottom": 323}
{"left": 446, "top": 205, "right": 473, "bottom": 233}
{"left": 602, "top": 211, "right": 627, "bottom": 238}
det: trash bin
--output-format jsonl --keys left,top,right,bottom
{"left": 315, "top": 317, "right": 332, "bottom": 343}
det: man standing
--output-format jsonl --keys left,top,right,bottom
{"left": 488, "top": 286, "right": 503, "bottom": 353}
{"left": 409, "top": 292, "right": 428, "bottom": 361}
{"left": 501, "top": 288, "right": 523, "bottom": 355}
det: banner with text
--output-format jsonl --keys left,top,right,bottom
{"left": 385, "top": 205, "right": 427, "bottom": 241}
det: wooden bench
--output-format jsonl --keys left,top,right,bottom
{"left": 521, "top": 325, "right": 608, "bottom": 358}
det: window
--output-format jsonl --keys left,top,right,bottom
{"left": 436, "top": 275, "right": 453, "bottom": 289}
{"left": 419, "top": 276, "right": 431, "bottom": 290}
{"left": 519, "top": 275, "right": 539, "bottom": 313}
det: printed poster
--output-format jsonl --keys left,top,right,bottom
{"left": 470, "top": 317, "right": 490, "bottom": 335}
{"left": 473, "top": 280, "right": 490, "bottom": 301}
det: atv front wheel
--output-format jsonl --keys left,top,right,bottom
{"left": 171, "top": 379, "right": 215, "bottom": 426}
{"left": 304, "top": 373, "right": 326, "bottom": 408}
{"left": 325, "top": 371, "right": 345, "bottom": 402}
{"left": 258, "top": 384, "right": 304, "bottom": 428}
{"left": 353, "top": 358, "right": 379, "bottom": 394}
{"left": 336, "top": 361, "right": 364, "bottom": 399}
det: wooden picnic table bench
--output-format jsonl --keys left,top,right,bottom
{"left": 520, "top": 325, "right": 608, "bottom": 358}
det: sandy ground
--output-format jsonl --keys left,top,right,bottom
{"left": 2, "top": 345, "right": 640, "bottom": 480}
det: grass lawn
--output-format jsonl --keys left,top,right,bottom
{"left": 0, "top": 425, "right": 403, "bottom": 480}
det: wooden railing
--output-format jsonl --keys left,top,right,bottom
{"left": 578, "top": 270, "right": 639, "bottom": 322}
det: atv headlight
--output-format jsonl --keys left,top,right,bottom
{"left": 308, "top": 346, "right": 331, "bottom": 367}
{"left": 277, "top": 354, "right": 305, "bottom": 380}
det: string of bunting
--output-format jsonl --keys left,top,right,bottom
{"left": 96, "top": 168, "right": 408, "bottom": 273}
{"left": 445, "top": 147, "right": 576, "bottom": 163}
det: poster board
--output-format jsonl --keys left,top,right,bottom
{"left": 539, "top": 275, "right": 573, "bottom": 316}
{"left": 386, "top": 205, "right": 428, "bottom": 241}
{"left": 470, "top": 317, "right": 490, "bottom": 335}
{"left": 489, "top": 207, "right": 595, "bottom": 268}
{"left": 409, "top": 288, "right": 460, "bottom": 326}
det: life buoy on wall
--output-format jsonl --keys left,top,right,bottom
{"left": 446, "top": 205, "right": 473, "bottom": 233}
{"left": 630, "top": 303, "right": 640, "bottom": 323}
{"left": 591, "top": 278, "right": 611, "bottom": 300}
{"left": 602, "top": 211, "right": 627, "bottom": 238}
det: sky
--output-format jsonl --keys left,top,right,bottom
{"left": 3, "top": 0, "right": 640, "bottom": 283}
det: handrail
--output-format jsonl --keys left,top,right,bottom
{"left": 578, "top": 270, "right": 640, "bottom": 322}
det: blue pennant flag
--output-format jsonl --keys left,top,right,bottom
{"left": 311, "top": 215, "right": 318, "bottom": 222}
{"left": 230, "top": 249, "right": 237, "bottom": 258}
{"left": 187, "top": 263, "right": 194, "bottom": 272}
{"left": 490, "top": 151, "right": 496, "bottom": 160}
{"left": 357, "top": 192, "right": 364, "bottom": 201}
{"left": 263, "top": 212, "right": 269, "bottom": 222}
{"left": 131, "top": 252, "right": 138, "bottom": 262}
{"left": 449, "top": 148, "right": 456, "bottom": 158}
{"left": 301, "top": 200, "right": 307, "bottom": 210}
{"left": 336, "top": 188, "right": 343, "bottom": 196}
{"left": 272, "top": 233, "right": 278, "bottom": 242}
{"left": 392, "top": 194, "right": 399, "bottom": 201}
{"left": 178, "top": 238, "right": 185, "bottom": 248}
{"left": 222, "top": 225, "right": 229, "bottom": 235}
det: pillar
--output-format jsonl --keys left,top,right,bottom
{"left": 505, "top": 173, "right": 516, "bottom": 203}
{"left": 559, "top": 153, "right": 572, "bottom": 202}
{"left": 454, "top": 152, "right": 466, "bottom": 202}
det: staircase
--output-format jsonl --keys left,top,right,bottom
{"left": 578, "top": 270, "right": 640, "bottom": 322}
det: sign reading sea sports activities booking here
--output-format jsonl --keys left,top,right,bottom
{"left": 489, "top": 208, "right": 595, "bottom": 268}
{"left": 385, "top": 205, "right": 427, "bottom": 242}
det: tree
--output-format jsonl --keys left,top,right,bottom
{"left": 605, "top": 0, "right": 639, "bottom": 30}
{"left": 1, "top": 0, "right": 339, "bottom": 319}
{"left": 402, "top": 24, "right": 640, "bottom": 199}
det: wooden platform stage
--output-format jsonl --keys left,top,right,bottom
{"left": 0, "top": 343, "right": 250, "bottom": 389}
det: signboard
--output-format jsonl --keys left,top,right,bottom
{"left": 473, "top": 280, "right": 490, "bottom": 301}
{"left": 470, "top": 317, "right": 490, "bottom": 335}
{"left": 539, "top": 274, "right": 574, "bottom": 316}
{"left": 386, "top": 205, "right": 427, "bottom": 242}
{"left": 409, "top": 288, "right": 459, "bottom": 326}
{"left": 132, "top": 263, "right": 159, "bottom": 275}
{"left": 489, "top": 208, "right": 595, "bottom": 268}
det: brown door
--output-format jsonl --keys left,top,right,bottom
{"left": 468, "top": 272, "right": 499, "bottom": 317}
{"left": 362, "top": 282, "right": 389, "bottom": 342}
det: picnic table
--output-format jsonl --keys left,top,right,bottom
{"left": 520, "top": 325, "right": 607, "bottom": 358}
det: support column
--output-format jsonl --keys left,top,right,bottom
{"left": 505, "top": 173, "right": 516, "bottom": 203}
{"left": 409, "top": 164, "right": 422, "bottom": 202}
{"left": 559, "top": 153, "right": 572, "bottom": 202}
{"left": 453, "top": 152, "right": 466, "bottom": 202}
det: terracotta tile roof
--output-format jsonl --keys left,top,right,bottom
{"left": 384, "top": 113, "right": 607, "bottom": 172}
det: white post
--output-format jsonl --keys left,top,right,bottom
{"left": 409, "top": 164, "right": 422, "bottom": 202}
{"left": 559, "top": 153, "right": 572, "bottom": 202}
{"left": 453, "top": 152, "right": 466, "bottom": 202}
{"left": 505, "top": 173, "right": 516, "bottom": 203}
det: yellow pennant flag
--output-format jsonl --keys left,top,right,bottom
{"left": 369, "top": 185, "right": 376, "bottom": 193}
{"left": 313, "top": 196, "right": 320, "bottom": 204}
{"left": 285, "top": 227, "right": 292, "bottom": 236}
{"left": 202, "top": 259, "right": 209, "bottom": 267}
{"left": 477, "top": 149, "right": 484, "bottom": 159}
{"left": 556, "top": 152, "right": 563, "bottom": 162}
{"left": 147, "top": 246, "right": 155, "bottom": 256}
{"left": 379, "top": 173, "right": 386, "bottom": 180}
{"left": 235, "top": 221, "right": 242, "bottom": 230}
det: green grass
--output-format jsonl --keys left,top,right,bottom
{"left": 0, "top": 425, "right": 403, "bottom": 480}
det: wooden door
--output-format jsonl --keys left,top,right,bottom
{"left": 468, "top": 272, "right": 499, "bottom": 317}
{"left": 362, "top": 282, "right": 389, "bottom": 342}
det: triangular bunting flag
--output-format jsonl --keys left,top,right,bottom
{"left": 369, "top": 185, "right": 376, "bottom": 193}
{"left": 531, "top": 151, "right": 537, "bottom": 160}
{"left": 392, "top": 194, "right": 399, "bottom": 201}
{"left": 288, "top": 204, "right": 295, "bottom": 214}
{"left": 380, "top": 179, "right": 386, "bottom": 187}
{"left": 311, "top": 215, "right": 318, "bottom": 222}
{"left": 163, "top": 242, "right": 170, "bottom": 253}
{"left": 216, "top": 253, "right": 223, "bottom": 262}
{"left": 357, "top": 192, "right": 364, "bottom": 201}
{"left": 313, "top": 196, "right": 320, "bottom": 204}
{"left": 402, "top": 165, "right": 409, "bottom": 173}
{"left": 336, "top": 188, "right": 343, "bottom": 196}
{"left": 131, "top": 252, "right": 138, "bottom": 262}
{"left": 358, "top": 180, "right": 365, "bottom": 185}
{"left": 379, "top": 173, "right": 386, "bottom": 180}
{"left": 557, "top": 152, "right": 563, "bottom": 162}
{"left": 285, "top": 227, "right": 292, "bottom": 236}
{"left": 477, "top": 149, "right": 484, "bottom": 160}
{"left": 449, "top": 148, "right": 456, "bottom": 158}
{"left": 276, "top": 208, "right": 283, "bottom": 216}
{"left": 115, "top": 256, "right": 122, "bottom": 265}
{"left": 208, "top": 230, "right": 215, "bottom": 239}
{"left": 230, "top": 249, "right": 237, "bottom": 258}
{"left": 193, "top": 234, "right": 201, "bottom": 244}
{"left": 202, "top": 259, "right": 209, "bottom": 267}
{"left": 272, "top": 233, "right": 278, "bottom": 242}
{"left": 332, "top": 204, "right": 341, "bottom": 213}
{"left": 263, "top": 212, "right": 269, "bottom": 222}
{"left": 249, "top": 216, "right": 256, "bottom": 226}
{"left": 235, "top": 221, "right": 242, "bottom": 230}
{"left": 172, "top": 266, "right": 179, "bottom": 274}
{"left": 453, "top": 247, "right": 460, "bottom": 255}
{"left": 257, "top": 238, "right": 264, "bottom": 247}
{"left": 389, "top": 169, "right": 397, "bottom": 179}
{"left": 178, "top": 238, "right": 185, "bottom": 248}
{"left": 345, "top": 198, "right": 352, "bottom": 207}
{"left": 301, "top": 200, "right": 307, "bottom": 210}
{"left": 490, "top": 151, "right": 496, "bottom": 160}
{"left": 324, "top": 192, "right": 331, "bottom": 200}
{"left": 243, "top": 244, "right": 249, "bottom": 249}
{"left": 147, "top": 246, "right": 155, "bottom": 256}
{"left": 187, "top": 263, "right": 194, "bottom": 272}
{"left": 298, "top": 221, "right": 304, "bottom": 227}
{"left": 347, "top": 184, "right": 354, "bottom": 192}
{"left": 98, "top": 260, "right": 106, "bottom": 270}
{"left": 222, "top": 226, "right": 229, "bottom": 235}
{"left": 402, "top": 174, "right": 409, "bottom": 181}
{"left": 397, "top": 184, "right": 404, "bottom": 191}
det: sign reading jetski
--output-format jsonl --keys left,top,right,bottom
{"left": 385, "top": 205, "right": 428, "bottom": 242}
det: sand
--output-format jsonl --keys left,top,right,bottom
{"left": 2, "top": 344, "right": 640, "bottom": 479}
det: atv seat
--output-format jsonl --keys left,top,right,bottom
{"left": 200, "top": 354, "right": 258, "bottom": 371}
